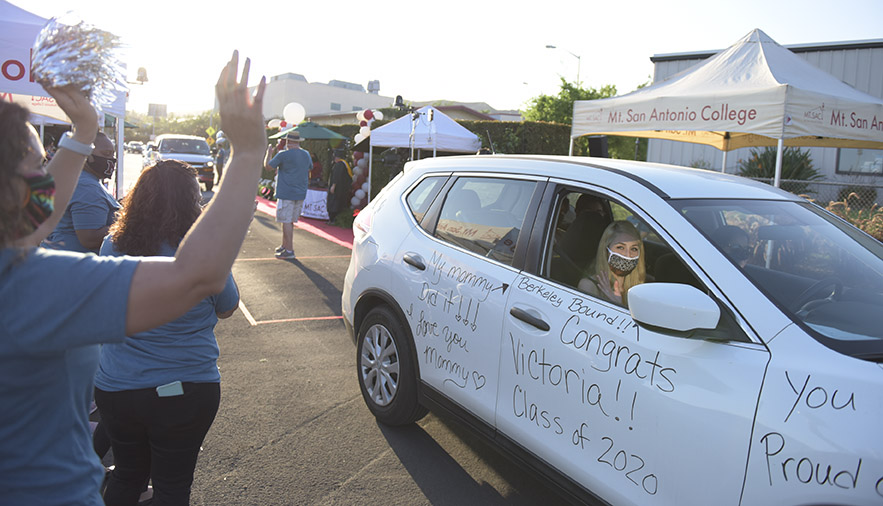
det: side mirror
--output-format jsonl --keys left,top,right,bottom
{"left": 628, "top": 283, "right": 720, "bottom": 332}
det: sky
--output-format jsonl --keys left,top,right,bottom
{"left": 13, "top": 0, "right": 883, "bottom": 116}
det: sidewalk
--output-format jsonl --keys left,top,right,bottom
{"left": 255, "top": 196, "right": 354, "bottom": 250}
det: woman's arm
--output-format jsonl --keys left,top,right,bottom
{"left": 17, "top": 87, "right": 98, "bottom": 247}
{"left": 124, "top": 52, "right": 266, "bottom": 335}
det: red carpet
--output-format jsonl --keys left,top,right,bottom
{"left": 255, "top": 197, "right": 354, "bottom": 250}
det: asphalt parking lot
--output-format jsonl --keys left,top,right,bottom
{"left": 185, "top": 210, "right": 573, "bottom": 505}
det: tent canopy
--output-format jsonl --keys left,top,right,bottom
{"left": 0, "top": 0, "right": 126, "bottom": 119}
{"left": 269, "top": 121, "right": 347, "bottom": 140}
{"left": 571, "top": 29, "right": 883, "bottom": 152}
{"left": 368, "top": 105, "right": 480, "bottom": 153}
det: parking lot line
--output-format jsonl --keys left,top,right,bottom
{"left": 237, "top": 300, "right": 341, "bottom": 327}
{"left": 235, "top": 255, "right": 351, "bottom": 262}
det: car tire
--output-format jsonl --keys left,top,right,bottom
{"left": 356, "top": 305, "right": 428, "bottom": 426}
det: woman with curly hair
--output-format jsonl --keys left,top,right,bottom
{"left": 0, "top": 51, "right": 266, "bottom": 505}
{"left": 578, "top": 220, "right": 647, "bottom": 306}
{"left": 95, "top": 159, "right": 238, "bottom": 505}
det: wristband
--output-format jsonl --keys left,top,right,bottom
{"left": 58, "top": 132, "right": 94, "bottom": 156}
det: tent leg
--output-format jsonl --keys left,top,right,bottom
{"left": 568, "top": 137, "right": 574, "bottom": 156}
{"left": 115, "top": 117, "right": 125, "bottom": 198}
{"left": 367, "top": 145, "right": 373, "bottom": 203}
{"left": 721, "top": 150, "right": 727, "bottom": 173}
{"left": 773, "top": 138, "right": 784, "bottom": 188}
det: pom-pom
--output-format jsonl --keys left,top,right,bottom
{"left": 31, "top": 14, "right": 125, "bottom": 110}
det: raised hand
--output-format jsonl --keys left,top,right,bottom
{"left": 44, "top": 85, "right": 98, "bottom": 143}
{"left": 215, "top": 50, "right": 266, "bottom": 157}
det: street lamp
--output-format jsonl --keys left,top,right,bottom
{"left": 545, "top": 45, "right": 581, "bottom": 85}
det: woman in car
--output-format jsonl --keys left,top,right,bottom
{"left": 0, "top": 51, "right": 265, "bottom": 505}
{"left": 578, "top": 220, "right": 646, "bottom": 306}
{"left": 95, "top": 159, "right": 238, "bottom": 505}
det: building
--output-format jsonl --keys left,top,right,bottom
{"left": 259, "top": 73, "right": 395, "bottom": 121}
{"left": 646, "top": 38, "right": 883, "bottom": 189}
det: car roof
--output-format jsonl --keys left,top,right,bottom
{"left": 155, "top": 134, "right": 206, "bottom": 141}
{"left": 405, "top": 154, "right": 802, "bottom": 201}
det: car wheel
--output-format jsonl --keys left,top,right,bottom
{"left": 204, "top": 180, "right": 213, "bottom": 192}
{"left": 357, "top": 305, "right": 428, "bottom": 426}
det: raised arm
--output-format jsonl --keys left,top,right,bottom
{"left": 17, "top": 86, "right": 98, "bottom": 247}
{"left": 124, "top": 51, "right": 266, "bottom": 335}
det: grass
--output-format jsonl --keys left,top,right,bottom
{"left": 825, "top": 193, "right": 883, "bottom": 241}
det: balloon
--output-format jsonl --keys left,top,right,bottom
{"left": 353, "top": 166, "right": 362, "bottom": 177}
{"left": 357, "top": 158, "right": 368, "bottom": 169}
{"left": 280, "top": 121, "right": 287, "bottom": 128}
{"left": 355, "top": 189, "right": 366, "bottom": 199}
{"left": 354, "top": 133, "right": 365, "bottom": 143}
{"left": 351, "top": 196, "right": 361, "bottom": 206}
{"left": 353, "top": 151, "right": 363, "bottom": 160}
{"left": 283, "top": 102, "right": 305, "bottom": 124}
{"left": 356, "top": 110, "right": 366, "bottom": 122}
{"left": 373, "top": 110, "right": 384, "bottom": 121}
{"left": 359, "top": 120, "right": 367, "bottom": 127}
{"left": 363, "top": 109, "right": 374, "bottom": 120}
{"left": 216, "top": 130, "right": 225, "bottom": 138}
{"left": 359, "top": 126, "right": 370, "bottom": 137}
{"left": 267, "top": 119, "right": 281, "bottom": 129}
{"left": 361, "top": 182, "right": 369, "bottom": 192}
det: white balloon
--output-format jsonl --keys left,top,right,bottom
{"left": 361, "top": 182, "right": 369, "bottom": 192}
{"left": 353, "top": 166, "right": 362, "bottom": 177}
{"left": 267, "top": 119, "right": 281, "bottom": 129}
{"left": 283, "top": 102, "right": 305, "bottom": 124}
{"left": 356, "top": 110, "right": 366, "bottom": 122}
{"left": 354, "top": 133, "right": 365, "bottom": 143}
{"left": 373, "top": 110, "right": 384, "bottom": 121}
{"left": 355, "top": 189, "right": 366, "bottom": 199}
{"left": 359, "top": 126, "right": 371, "bottom": 137}
{"left": 351, "top": 196, "right": 361, "bottom": 206}
{"left": 356, "top": 158, "right": 367, "bottom": 170}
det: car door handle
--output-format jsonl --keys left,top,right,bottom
{"left": 403, "top": 253, "right": 426, "bottom": 271}
{"left": 509, "top": 307, "right": 550, "bottom": 331}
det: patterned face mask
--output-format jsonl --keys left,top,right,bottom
{"left": 87, "top": 155, "right": 117, "bottom": 179}
{"left": 21, "top": 172, "right": 56, "bottom": 233}
{"left": 607, "top": 247, "right": 639, "bottom": 276}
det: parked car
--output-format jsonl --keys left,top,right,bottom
{"left": 342, "top": 155, "right": 883, "bottom": 506}
{"left": 144, "top": 134, "right": 215, "bottom": 191}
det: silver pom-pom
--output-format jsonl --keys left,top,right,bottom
{"left": 31, "top": 14, "right": 126, "bottom": 110}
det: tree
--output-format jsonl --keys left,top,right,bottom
{"left": 523, "top": 78, "right": 648, "bottom": 160}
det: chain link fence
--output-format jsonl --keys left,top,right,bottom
{"left": 748, "top": 178, "right": 882, "bottom": 208}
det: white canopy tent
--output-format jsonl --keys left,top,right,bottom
{"left": 1, "top": 0, "right": 128, "bottom": 194}
{"left": 366, "top": 105, "right": 480, "bottom": 198}
{"left": 571, "top": 29, "right": 883, "bottom": 187}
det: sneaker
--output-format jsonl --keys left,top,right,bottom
{"left": 275, "top": 249, "right": 295, "bottom": 259}
{"left": 274, "top": 245, "right": 285, "bottom": 254}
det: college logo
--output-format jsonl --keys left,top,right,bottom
{"left": 803, "top": 104, "right": 825, "bottom": 122}
{"left": 585, "top": 110, "right": 603, "bottom": 122}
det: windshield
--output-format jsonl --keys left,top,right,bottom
{"left": 159, "top": 138, "right": 210, "bottom": 155}
{"left": 672, "top": 199, "right": 883, "bottom": 360}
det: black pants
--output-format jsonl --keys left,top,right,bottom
{"left": 94, "top": 382, "right": 220, "bottom": 506}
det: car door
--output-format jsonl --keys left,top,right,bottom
{"left": 395, "top": 174, "right": 542, "bottom": 425}
{"left": 497, "top": 183, "right": 771, "bottom": 505}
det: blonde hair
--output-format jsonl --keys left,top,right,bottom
{"left": 591, "top": 220, "right": 646, "bottom": 304}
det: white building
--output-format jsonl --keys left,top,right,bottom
{"left": 647, "top": 38, "right": 883, "bottom": 187}
{"left": 259, "top": 73, "right": 395, "bottom": 121}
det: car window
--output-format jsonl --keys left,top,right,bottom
{"left": 160, "top": 138, "right": 210, "bottom": 155}
{"left": 406, "top": 176, "right": 445, "bottom": 224}
{"left": 544, "top": 189, "right": 702, "bottom": 301}
{"left": 674, "top": 198, "right": 883, "bottom": 357}
{"left": 434, "top": 176, "right": 536, "bottom": 266}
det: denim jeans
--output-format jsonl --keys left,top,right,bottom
{"left": 94, "top": 382, "right": 220, "bottom": 506}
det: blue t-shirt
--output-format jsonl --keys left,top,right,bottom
{"left": 46, "top": 171, "right": 120, "bottom": 253}
{"left": 0, "top": 248, "right": 139, "bottom": 506}
{"left": 94, "top": 238, "right": 239, "bottom": 391}
{"left": 269, "top": 148, "right": 312, "bottom": 201}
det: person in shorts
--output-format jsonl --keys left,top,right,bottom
{"left": 264, "top": 131, "right": 311, "bottom": 259}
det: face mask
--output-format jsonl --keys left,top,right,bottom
{"left": 22, "top": 173, "right": 56, "bottom": 232}
{"left": 607, "top": 247, "right": 639, "bottom": 276}
{"left": 87, "top": 155, "right": 117, "bottom": 179}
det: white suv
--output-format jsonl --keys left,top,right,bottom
{"left": 144, "top": 134, "right": 216, "bottom": 191}
{"left": 343, "top": 155, "right": 883, "bottom": 506}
